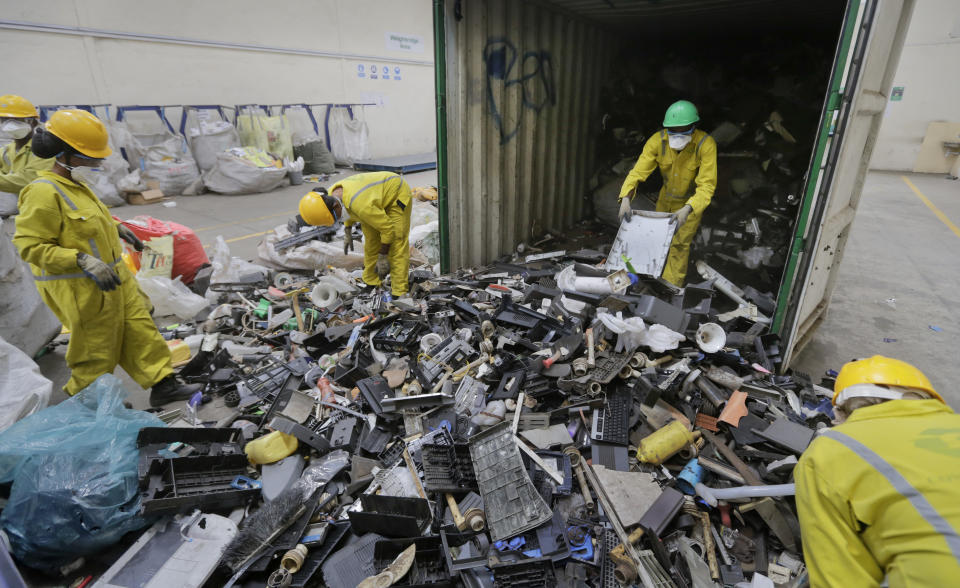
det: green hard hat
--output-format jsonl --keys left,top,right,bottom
{"left": 663, "top": 100, "right": 700, "bottom": 127}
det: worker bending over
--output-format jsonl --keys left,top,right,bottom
{"left": 795, "top": 356, "right": 960, "bottom": 587}
{"left": 13, "top": 110, "right": 199, "bottom": 405}
{"left": 0, "top": 95, "right": 54, "bottom": 199}
{"left": 295, "top": 171, "right": 413, "bottom": 296}
{"left": 618, "top": 100, "right": 717, "bottom": 285}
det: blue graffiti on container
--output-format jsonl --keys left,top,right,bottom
{"left": 483, "top": 37, "right": 556, "bottom": 144}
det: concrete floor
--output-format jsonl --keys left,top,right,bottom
{"left": 792, "top": 172, "right": 960, "bottom": 410}
{"left": 32, "top": 169, "right": 959, "bottom": 412}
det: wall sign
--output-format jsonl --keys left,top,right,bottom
{"left": 890, "top": 86, "right": 905, "bottom": 101}
{"left": 386, "top": 32, "right": 424, "bottom": 53}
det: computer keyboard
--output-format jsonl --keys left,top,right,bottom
{"left": 591, "top": 386, "right": 630, "bottom": 445}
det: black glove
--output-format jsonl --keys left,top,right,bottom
{"left": 117, "top": 224, "right": 144, "bottom": 252}
{"left": 77, "top": 252, "right": 122, "bottom": 291}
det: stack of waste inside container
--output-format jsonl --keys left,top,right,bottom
{"left": 1, "top": 237, "right": 832, "bottom": 588}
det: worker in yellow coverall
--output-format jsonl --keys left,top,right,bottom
{"left": 618, "top": 100, "right": 717, "bottom": 285}
{"left": 795, "top": 355, "right": 960, "bottom": 587}
{"left": 294, "top": 171, "right": 413, "bottom": 296}
{"left": 0, "top": 95, "right": 54, "bottom": 199}
{"left": 13, "top": 109, "right": 200, "bottom": 405}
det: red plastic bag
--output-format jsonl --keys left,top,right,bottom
{"left": 114, "top": 215, "right": 209, "bottom": 284}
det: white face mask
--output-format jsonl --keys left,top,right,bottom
{"left": 668, "top": 133, "right": 693, "bottom": 151}
{"left": 0, "top": 119, "right": 32, "bottom": 140}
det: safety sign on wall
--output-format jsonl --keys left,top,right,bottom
{"left": 357, "top": 64, "right": 402, "bottom": 81}
{"left": 386, "top": 32, "right": 424, "bottom": 53}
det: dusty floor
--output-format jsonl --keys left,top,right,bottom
{"left": 791, "top": 171, "right": 960, "bottom": 409}
{"left": 31, "top": 169, "right": 960, "bottom": 411}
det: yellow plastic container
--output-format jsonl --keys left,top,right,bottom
{"left": 245, "top": 431, "right": 298, "bottom": 465}
{"left": 636, "top": 420, "right": 700, "bottom": 464}
{"left": 167, "top": 339, "right": 191, "bottom": 367}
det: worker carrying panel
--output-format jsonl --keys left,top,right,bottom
{"left": 618, "top": 119, "right": 717, "bottom": 285}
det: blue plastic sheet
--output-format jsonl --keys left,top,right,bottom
{"left": 0, "top": 374, "right": 164, "bottom": 570}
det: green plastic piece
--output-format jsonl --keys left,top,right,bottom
{"left": 253, "top": 298, "right": 271, "bottom": 319}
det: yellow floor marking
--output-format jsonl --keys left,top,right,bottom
{"left": 192, "top": 210, "right": 295, "bottom": 232}
{"left": 902, "top": 175, "right": 960, "bottom": 240}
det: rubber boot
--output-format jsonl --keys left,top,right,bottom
{"left": 150, "top": 375, "right": 202, "bottom": 407}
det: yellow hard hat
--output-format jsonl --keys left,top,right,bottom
{"left": 833, "top": 355, "right": 942, "bottom": 405}
{"left": 0, "top": 95, "right": 38, "bottom": 118}
{"left": 298, "top": 189, "right": 338, "bottom": 226}
{"left": 44, "top": 109, "right": 112, "bottom": 158}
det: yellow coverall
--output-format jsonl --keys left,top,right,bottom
{"left": 618, "top": 129, "right": 717, "bottom": 285}
{"left": 795, "top": 399, "right": 960, "bottom": 587}
{"left": 13, "top": 171, "right": 174, "bottom": 395}
{"left": 333, "top": 171, "right": 413, "bottom": 296}
{"left": 0, "top": 139, "right": 54, "bottom": 195}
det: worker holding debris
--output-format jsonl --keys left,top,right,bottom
{"left": 296, "top": 171, "right": 413, "bottom": 296}
{"left": 12, "top": 110, "right": 200, "bottom": 405}
{"left": 617, "top": 100, "right": 717, "bottom": 285}
{"left": 0, "top": 95, "right": 54, "bottom": 197}
{"left": 795, "top": 356, "right": 960, "bottom": 586}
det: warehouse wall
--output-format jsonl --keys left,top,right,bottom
{"left": 443, "top": 0, "right": 615, "bottom": 268}
{"left": 870, "top": 0, "right": 960, "bottom": 171}
{"left": 0, "top": 0, "right": 436, "bottom": 158}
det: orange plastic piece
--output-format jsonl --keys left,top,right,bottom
{"left": 717, "top": 390, "right": 749, "bottom": 427}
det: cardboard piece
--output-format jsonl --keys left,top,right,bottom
{"left": 128, "top": 181, "right": 166, "bottom": 205}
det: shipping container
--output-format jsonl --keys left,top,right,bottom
{"left": 432, "top": 0, "right": 915, "bottom": 369}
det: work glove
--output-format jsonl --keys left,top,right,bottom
{"left": 77, "top": 252, "right": 121, "bottom": 291}
{"left": 117, "top": 224, "right": 144, "bottom": 252}
{"left": 343, "top": 226, "right": 355, "bottom": 255}
{"left": 618, "top": 198, "right": 632, "bottom": 222}
{"left": 376, "top": 253, "right": 391, "bottom": 279}
{"left": 673, "top": 204, "right": 693, "bottom": 227}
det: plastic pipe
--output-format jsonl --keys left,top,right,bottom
{"left": 585, "top": 328, "right": 596, "bottom": 367}
{"left": 698, "top": 483, "right": 796, "bottom": 507}
{"left": 695, "top": 483, "right": 719, "bottom": 507}
{"left": 572, "top": 276, "right": 617, "bottom": 294}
